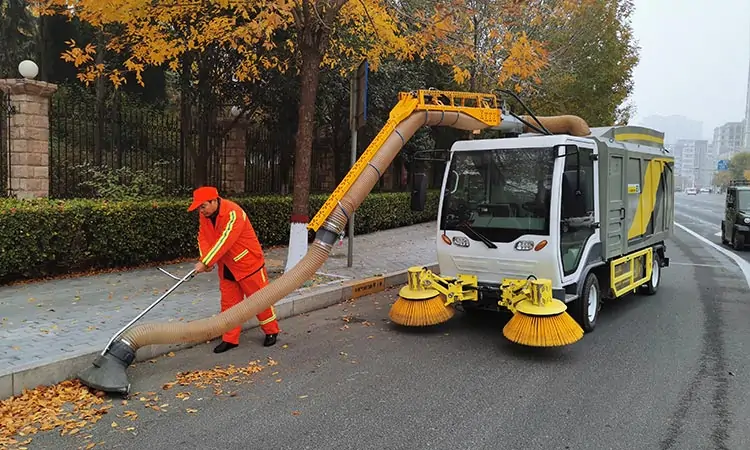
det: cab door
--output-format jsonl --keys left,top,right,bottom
{"left": 558, "top": 143, "right": 600, "bottom": 285}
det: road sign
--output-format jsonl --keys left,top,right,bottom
{"left": 717, "top": 159, "right": 729, "bottom": 171}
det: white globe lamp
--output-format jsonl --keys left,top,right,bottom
{"left": 230, "top": 106, "right": 242, "bottom": 117}
{"left": 18, "top": 60, "right": 39, "bottom": 80}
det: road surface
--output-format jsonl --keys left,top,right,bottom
{"left": 13, "top": 220, "right": 750, "bottom": 450}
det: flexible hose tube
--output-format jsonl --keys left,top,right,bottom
{"left": 520, "top": 114, "right": 590, "bottom": 136}
{"left": 118, "top": 110, "right": 491, "bottom": 349}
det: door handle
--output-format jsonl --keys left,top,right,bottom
{"left": 619, "top": 207, "right": 626, "bottom": 219}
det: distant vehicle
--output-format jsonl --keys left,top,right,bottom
{"left": 721, "top": 181, "right": 750, "bottom": 250}
{"left": 686, "top": 187, "right": 697, "bottom": 195}
{"left": 700, "top": 187, "right": 710, "bottom": 193}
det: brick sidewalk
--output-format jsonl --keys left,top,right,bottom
{"left": 0, "top": 222, "right": 438, "bottom": 377}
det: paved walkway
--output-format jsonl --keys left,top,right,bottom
{"left": 0, "top": 222, "right": 437, "bottom": 376}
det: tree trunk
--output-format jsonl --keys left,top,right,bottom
{"left": 285, "top": 47, "right": 324, "bottom": 272}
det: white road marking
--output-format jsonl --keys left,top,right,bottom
{"left": 674, "top": 222, "right": 750, "bottom": 289}
{"left": 670, "top": 262, "right": 726, "bottom": 268}
{"left": 715, "top": 231, "right": 722, "bottom": 237}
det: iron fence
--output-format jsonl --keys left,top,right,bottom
{"left": 49, "top": 94, "right": 227, "bottom": 199}
{"left": 0, "top": 91, "right": 12, "bottom": 198}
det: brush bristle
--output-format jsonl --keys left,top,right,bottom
{"left": 389, "top": 295, "right": 454, "bottom": 326}
{"left": 502, "top": 311, "right": 584, "bottom": 347}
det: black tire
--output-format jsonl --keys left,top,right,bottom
{"left": 640, "top": 251, "right": 661, "bottom": 295}
{"left": 569, "top": 272, "right": 601, "bottom": 333}
{"left": 734, "top": 232, "right": 745, "bottom": 251}
{"left": 721, "top": 223, "right": 729, "bottom": 245}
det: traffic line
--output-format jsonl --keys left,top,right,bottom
{"left": 715, "top": 231, "right": 722, "bottom": 237}
{"left": 674, "top": 222, "right": 750, "bottom": 289}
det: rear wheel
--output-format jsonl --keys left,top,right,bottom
{"left": 569, "top": 272, "right": 601, "bottom": 333}
{"left": 639, "top": 251, "right": 661, "bottom": 295}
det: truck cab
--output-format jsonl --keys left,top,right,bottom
{"left": 721, "top": 182, "right": 750, "bottom": 250}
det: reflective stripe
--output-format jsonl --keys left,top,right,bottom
{"left": 233, "top": 249, "right": 249, "bottom": 262}
{"left": 259, "top": 307, "right": 276, "bottom": 325}
{"left": 260, "top": 267, "right": 267, "bottom": 283}
{"left": 202, "top": 210, "right": 237, "bottom": 265}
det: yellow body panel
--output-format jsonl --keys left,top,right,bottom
{"left": 609, "top": 247, "right": 653, "bottom": 297}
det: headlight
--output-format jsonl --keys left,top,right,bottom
{"left": 743, "top": 217, "right": 750, "bottom": 225}
{"left": 515, "top": 240, "right": 534, "bottom": 251}
{"left": 452, "top": 236, "right": 470, "bottom": 247}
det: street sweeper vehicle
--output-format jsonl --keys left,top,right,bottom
{"left": 392, "top": 115, "right": 675, "bottom": 345}
{"left": 76, "top": 89, "right": 673, "bottom": 395}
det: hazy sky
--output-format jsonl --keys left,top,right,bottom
{"left": 629, "top": 0, "right": 750, "bottom": 139}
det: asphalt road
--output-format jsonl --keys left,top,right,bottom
{"left": 17, "top": 223, "right": 750, "bottom": 450}
{"left": 674, "top": 192, "right": 742, "bottom": 254}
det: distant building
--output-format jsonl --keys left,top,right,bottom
{"left": 713, "top": 121, "right": 745, "bottom": 158}
{"left": 673, "top": 139, "right": 710, "bottom": 188}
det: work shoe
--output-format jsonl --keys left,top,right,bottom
{"left": 263, "top": 333, "right": 278, "bottom": 347}
{"left": 213, "top": 341, "right": 238, "bottom": 353}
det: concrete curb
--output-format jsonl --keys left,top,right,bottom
{"left": 0, "top": 263, "right": 438, "bottom": 400}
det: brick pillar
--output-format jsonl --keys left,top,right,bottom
{"left": 0, "top": 79, "right": 57, "bottom": 199}
{"left": 218, "top": 119, "right": 246, "bottom": 194}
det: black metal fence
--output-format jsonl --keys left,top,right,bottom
{"left": 0, "top": 91, "right": 11, "bottom": 198}
{"left": 49, "top": 94, "right": 227, "bottom": 199}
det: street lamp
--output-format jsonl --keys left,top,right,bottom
{"left": 18, "top": 60, "right": 38, "bottom": 80}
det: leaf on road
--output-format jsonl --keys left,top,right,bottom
{"left": 167, "top": 352, "right": 175, "bottom": 357}
{"left": 0, "top": 379, "right": 112, "bottom": 448}
{"left": 291, "top": 411, "right": 301, "bottom": 416}
{"left": 165, "top": 360, "right": 267, "bottom": 392}
{"left": 186, "top": 408, "right": 198, "bottom": 413}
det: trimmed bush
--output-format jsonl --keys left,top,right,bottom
{"left": 0, "top": 191, "right": 439, "bottom": 284}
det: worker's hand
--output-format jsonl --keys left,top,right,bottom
{"left": 194, "top": 261, "right": 210, "bottom": 274}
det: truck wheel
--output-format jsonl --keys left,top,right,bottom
{"left": 570, "top": 272, "right": 601, "bottom": 333}
{"left": 640, "top": 251, "right": 661, "bottom": 295}
{"left": 721, "top": 223, "right": 729, "bottom": 245}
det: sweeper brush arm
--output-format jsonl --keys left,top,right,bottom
{"left": 78, "top": 88, "right": 588, "bottom": 394}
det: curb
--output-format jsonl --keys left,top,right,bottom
{"left": 0, "top": 263, "right": 438, "bottom": 400}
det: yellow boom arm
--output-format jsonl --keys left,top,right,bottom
{"left": 307, "top": 90, "right": 502, "bottom": 232}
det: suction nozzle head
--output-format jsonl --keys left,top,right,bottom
{"left": 78, "top": 340, "right": 135, "bottom": 395}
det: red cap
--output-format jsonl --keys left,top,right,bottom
{"left": 188, "top": 186, "right": 219, "bottom": 212}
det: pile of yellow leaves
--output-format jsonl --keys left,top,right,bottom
{"left": 0, "top": 380, "right": 112, "bottom": 448}
{"left": 162, "top": 359, "right": 269, "bottom": 392}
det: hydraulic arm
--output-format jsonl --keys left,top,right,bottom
{"left": 307, "top": 90, "right": 504, "bottom": 233}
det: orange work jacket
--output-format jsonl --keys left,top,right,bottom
{"left": 198, "top": 198, "right": 265, "bottom": 280}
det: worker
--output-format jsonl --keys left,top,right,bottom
{"left": 187, "top": 186, "right": 280, "bottom": 353}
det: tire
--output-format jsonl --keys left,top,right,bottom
{"left": 569, "top": 272, "right": 601, "bottom": 333}
{"left": 734, "top": 232, "right": 745, "bottom": 251}
{"left": 640, "top": 251, "right": 661, "bottom": 295}
{"left": 721, "top": 223, "right": 729, "bottom": 245}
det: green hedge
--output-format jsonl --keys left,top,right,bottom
{"left": 0, "top": 191, "right": 439, "bottom": 283}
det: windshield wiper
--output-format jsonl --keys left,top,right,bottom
{"left": 459, "top": 222, "right": 498, "bottom": 249}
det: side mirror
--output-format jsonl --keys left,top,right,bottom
{"left": 411, "top": 172, "right": 428, "bottom": 211}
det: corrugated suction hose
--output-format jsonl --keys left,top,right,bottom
{"left": 520, "top": 114, "right": 590, "bottom": 136}
{"left": 117, "top": 110, "right": 493, "bottom": 350}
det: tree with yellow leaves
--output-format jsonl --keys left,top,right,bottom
{"left": 31, "top": 0, "right": 561, "bottom": 270}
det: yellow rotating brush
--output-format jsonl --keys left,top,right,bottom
{"left": 389, "top": 267, "right": 455, "bottom": 326}
{"left": 501, "top": 278, "right": 583, "bottom": 347}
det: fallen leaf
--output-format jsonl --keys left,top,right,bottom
{"left": 291, "top": 411, "right": 301, "bottom": 416}
{"left": 186, "top": 408, "right": 198, "bottom": 413}
{"left": 282, "top": 344, "right": 288, "bottom": 349}
{"left": 111, "top": 422, "right": 118, "bottom": 428}
{"left": 298, "top": 395, "right": 308, "bottom": 399}
{"left": 167, "top": 352, "right": 175, "bottom": 357}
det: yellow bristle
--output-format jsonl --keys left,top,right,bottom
{"left": 502, "top": 311, "right": 584, "bottom": 347}
{"left": 389, "top": 295, "right": 454, "bottom": 327}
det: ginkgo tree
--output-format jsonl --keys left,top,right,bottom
{"left": 31, "top": 0, "right": 567, "bottom": 272}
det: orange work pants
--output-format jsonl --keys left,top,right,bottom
{"left": 218, "top": 266, "right": 280, "bottom": 344}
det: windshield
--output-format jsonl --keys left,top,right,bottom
{"left": 439, "top": 147, "right": 556, "bottom": 243}
{"left": 737, "top": 190, "right": 750, "bottom": 211}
